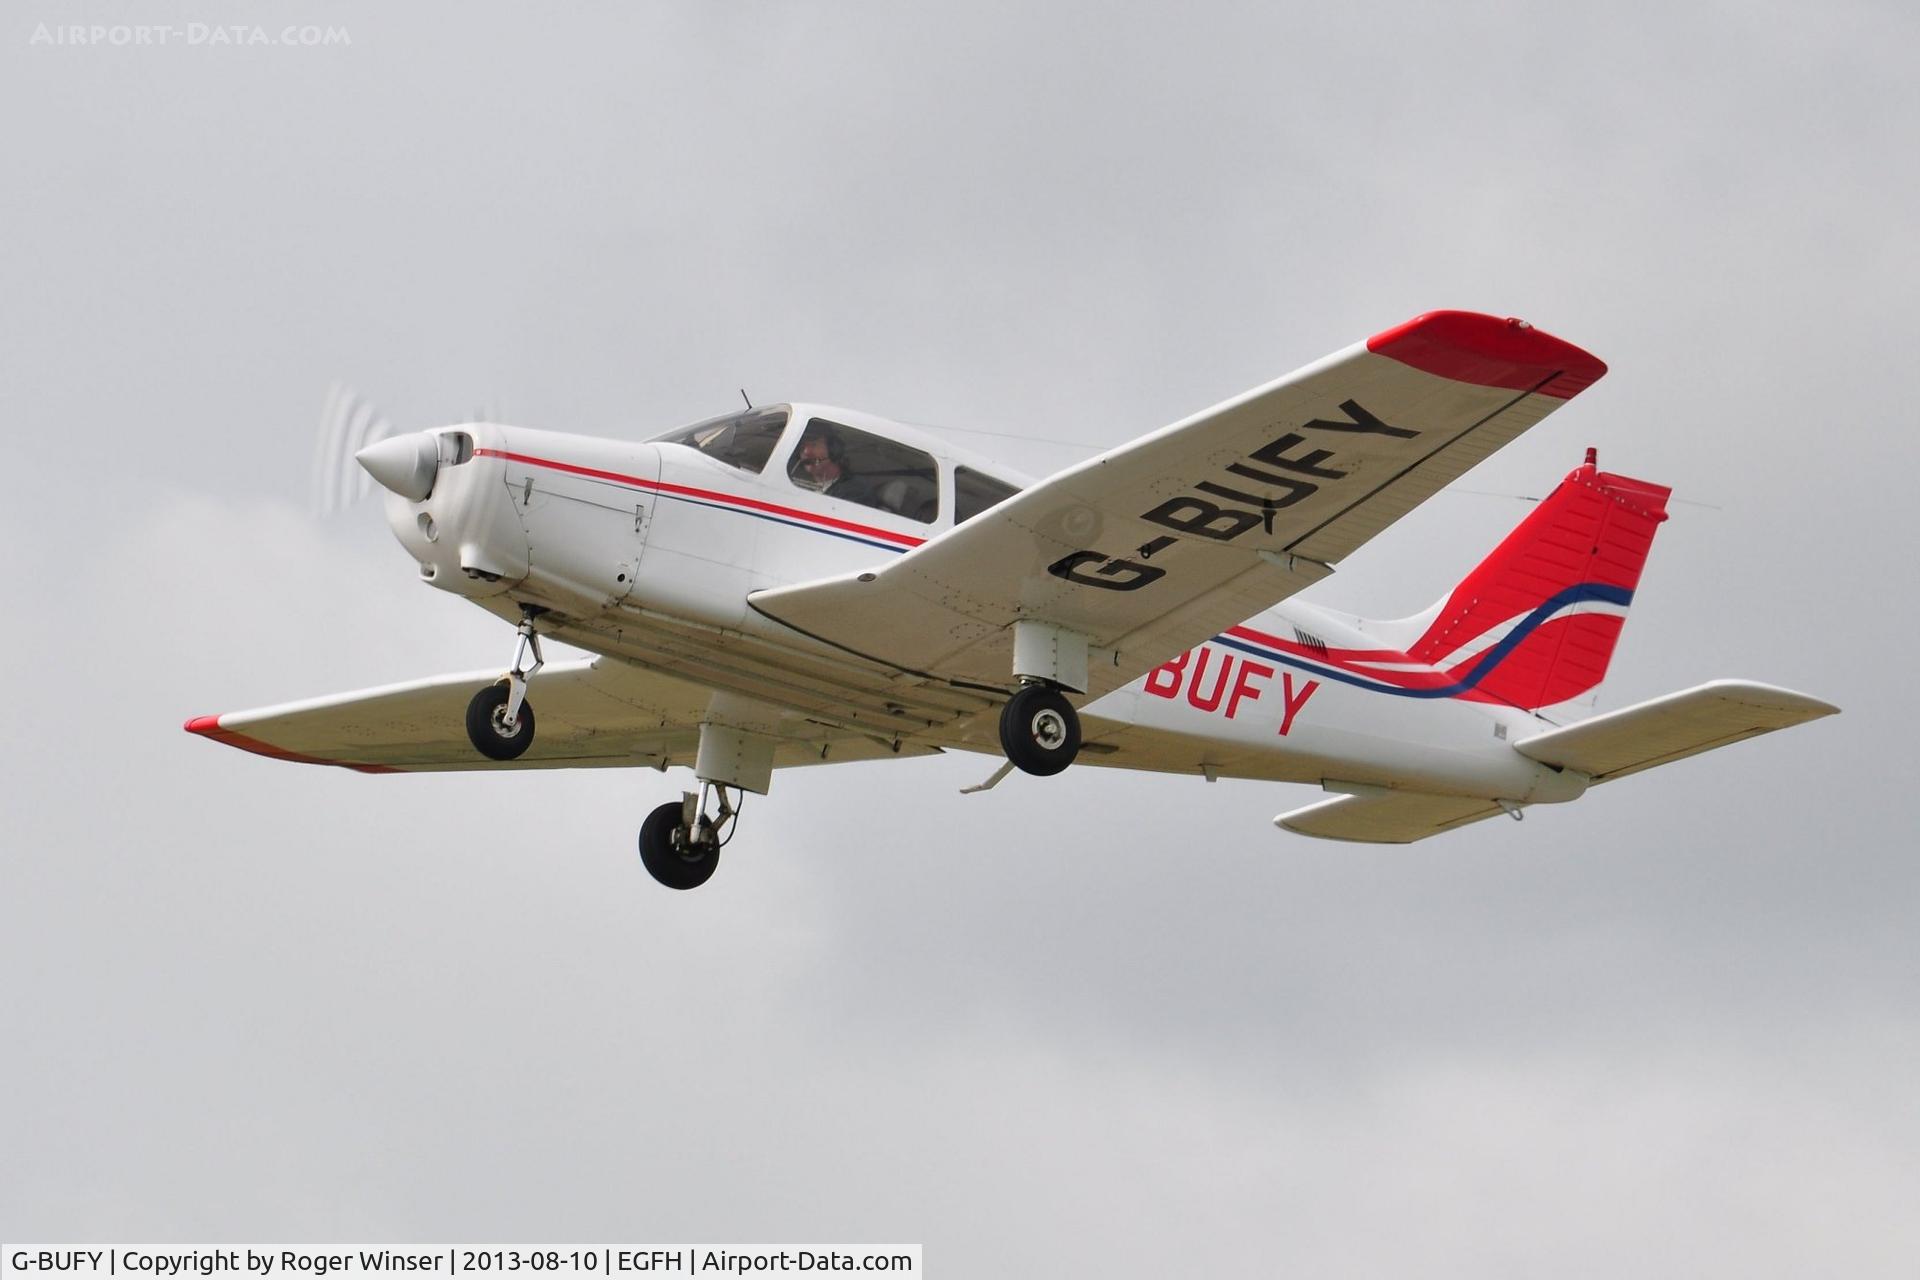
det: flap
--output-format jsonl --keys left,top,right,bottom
{"left": 752, "top": 311, "right": 1606, "bottom": 699}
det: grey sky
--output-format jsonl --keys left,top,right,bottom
{"left": 4, "top": 2, "right": 1917, "bottom": 1274}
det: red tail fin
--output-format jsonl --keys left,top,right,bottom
{"left": 1389, "top": 453, "right": 1671, "bottom": 711}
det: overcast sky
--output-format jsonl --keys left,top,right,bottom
{"left": 4, "top": 1, "right": 1917, "bottom": 1273}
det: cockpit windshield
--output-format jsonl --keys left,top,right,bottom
{"left": 651, "top": 406, "right": 790, "bottom": 474}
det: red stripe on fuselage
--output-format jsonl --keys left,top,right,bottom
{"left": 1225, "top": 623, "right": 1416, "bottom": 667}
{"left": 1221, "top": 623, "right": 1444, "bottom": 689}
{"left": 475, "top": 448, "right": 927, "bottom": 549}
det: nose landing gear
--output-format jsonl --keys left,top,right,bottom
{"left": 639, "top": 783, "right": 739, "bottom": 890}
{"left": 465, "top": 607, "right": 546, "bottom": 761}
{"left": 466, "top": 683, "right": 537, "bottom": 759}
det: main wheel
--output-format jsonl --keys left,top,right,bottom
{"left": 638, "top": 800, "right": 720, "bottom": 890}
{"left": 998, "top": 685, "right": 1081, "bottom": 777}
{"left": 465, "top": 683, "right": 536, "bottom": 761}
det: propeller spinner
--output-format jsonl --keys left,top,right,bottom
{"left": 356, "top": 432, "right": 440, "bottom": 501}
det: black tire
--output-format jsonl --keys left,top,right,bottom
{"left": 638, "top": 800, "right": 720, "bottom": 890}
{"left": 465, "top": 683, "right": 535, "bottom": 761}
{"left": 998, "top": 685, "right": 1081, "bottom": 777}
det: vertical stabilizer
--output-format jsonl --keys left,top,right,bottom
{"left": 1375, "top": 452, "right": 1671, "bottom": 712}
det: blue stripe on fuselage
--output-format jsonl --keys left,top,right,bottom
{"left": 1215, "top": 582, "right": 1635, "bottom": 699}
{"left": 652, "top": 490, "right": 915, "bottom": 554}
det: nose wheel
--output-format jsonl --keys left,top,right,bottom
{"left": 998, "top": 684, "right": 1081, "bottom": 776}
{"left": 466, "top": 683, "right": 537, "bottom": 760}
{"left": 465, "top": 607, "right": 546, "bottom": 761}
{"left": 639, "top": 784, "right": 738, "bottom": 890}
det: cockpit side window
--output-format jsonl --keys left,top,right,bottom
{"left": 788, "top": 418, "right": 939, "bottom": 524}
{"left": 650, "top": 407, "right": 790, "bottom": 474}
{"left": 954, "top": 466, "right": 1021, "bottom": 524}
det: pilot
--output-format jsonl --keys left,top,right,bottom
{"left": 792, "top": 425, "right": 880, "bottom": 506}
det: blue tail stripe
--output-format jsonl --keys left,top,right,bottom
{"left": 1216, "top": 582, "right": 1634, "bottom": 700}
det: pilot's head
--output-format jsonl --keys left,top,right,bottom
{"left": 793, "top": 426, "right": 845, "bottom": 488}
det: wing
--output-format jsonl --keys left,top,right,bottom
{"left": 751, "top": 311, "right": 1607, "bottom": 698}
{"left": 184, "top": 658, "right": 938, "bottom": 772}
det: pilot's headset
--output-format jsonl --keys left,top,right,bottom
{"left": 820, "top": 428, "right": 847, "bottom": 468}
{"left": 796, "top": 427, "right": 847, "bottom": 490}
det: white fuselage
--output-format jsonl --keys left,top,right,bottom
{"left": 384, "top": 412, "right": 1584, "bottom": 806}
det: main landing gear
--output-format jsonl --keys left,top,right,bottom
{"left": 994, "top": 620, "right": 1086, "bottom": 778}
{"left": 638, "top": 783, "right": 741, "bottom": 890}
{"left": 998, "top": 683, "right": 1081, "bottom": 777}
{"left": 466, "top": 607, "right": 545, "bottom": 761}
{"left": 637, "top": 712, "right": 772, "bottom": 890}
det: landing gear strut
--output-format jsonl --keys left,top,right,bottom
{"left": 465, "top": 607, "right": 545, "bottom": 761}
{"left": 998, "top": 683, "right": 1081, "bottom": 777}
{"left": 638, "top": 783, "right": 739, "bottom": 890}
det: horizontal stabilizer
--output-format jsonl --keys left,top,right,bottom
{"left": 1513, "top": 680, "right": 1838, "bottom": 782}
{"left": 1275, "top": 789, "right": 1510, "bottom": 843}
{"left": 1276, "top": 680, "right": 1837, "bottom": 845}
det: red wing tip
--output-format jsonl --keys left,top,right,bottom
{"left": 1366, "top": 310, "right": 1608, "bottom": 400}
{"left": 182, "top": 714, "right": 399, "bottom": 772}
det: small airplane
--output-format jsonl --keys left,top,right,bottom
{"left": 186, "top": 310, "right": 1837, "bottom": 889}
